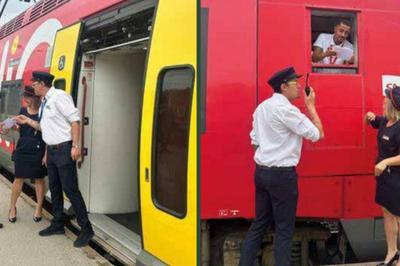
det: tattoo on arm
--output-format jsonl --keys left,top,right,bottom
{"left": 30, "top": 119, "right": 41, "bottom": 131}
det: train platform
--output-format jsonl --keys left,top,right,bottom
{"left": 0, "top": 175, "right": 111, "bottom": 266}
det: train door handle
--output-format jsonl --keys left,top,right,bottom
{"left": 78, "top": 76, "right": 89, "bottom": 169}
{"left": 145, "top": 168, "right": 150, "bottom": 182}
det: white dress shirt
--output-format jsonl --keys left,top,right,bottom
{"left": 39, "top": 87, "right": 80, "bottom": 145}
{"left": 250, "top": 93, "right": 320, "bottom": 167}
{"left": 313, "top": 33, "right": 353, "bottom": 64}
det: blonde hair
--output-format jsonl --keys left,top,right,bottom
{"left": 385, "top": 98, "right": 400, "bottom": 122}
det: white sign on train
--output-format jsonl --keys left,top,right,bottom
{"left": 382, "top": 75, "right": 400, "bottom": 95}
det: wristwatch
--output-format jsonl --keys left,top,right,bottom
{"left": 72, "top": 144, "right": 80, "bottom": 148}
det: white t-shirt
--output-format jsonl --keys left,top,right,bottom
{"left": 313, "top": 33, "right": 353, "bottom": 64}
{"left": 249, "top": 93, "right": 320, "bottom": 167}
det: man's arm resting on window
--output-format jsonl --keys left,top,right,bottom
{"left": 312, "top": 47, "right": 325, "bottom": 63}
{"left": 344, "top": 55, "right": 355, "bottom": 65}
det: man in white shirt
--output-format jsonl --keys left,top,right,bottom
{"left": 17, "top": 71, "right": 93, "bottom": 248}
{"left": 239, "top": 67, "right": 324, "bottom": 266}
{"left": 312, "top": 19, "right": 354, "bottom": 65}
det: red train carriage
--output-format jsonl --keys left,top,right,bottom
{"left": 201, "top": 0, "right": 400, "bottom": 264}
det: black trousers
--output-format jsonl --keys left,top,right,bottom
{"left": 239, "top": 166, "right": 298, "bottom": 266}
{"left": 47, "top": 141, "right": 91, "bottom": 231}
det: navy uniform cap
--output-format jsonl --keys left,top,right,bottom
{"left": 385, "top": 85, "right": 400, "bottom": 111}
{"left": 31, "top": 71, "right": 55, "bottom": 84}
{"left": 267, "top": 67, "right": 302, "bottom": 91}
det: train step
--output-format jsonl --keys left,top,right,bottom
{"left": 325, "top": 263, "right": 380, "bottom": 266}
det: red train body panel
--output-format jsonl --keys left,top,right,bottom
{"left": 0, "top": 0, "right": 124, "bottom": 152}
{"left": 0, "top": 0, "right": 123, "bottom": 87}
{"left": 201, "top": 0, "right": 400, "bottom": 220}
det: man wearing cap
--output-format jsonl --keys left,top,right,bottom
{"left": 239, "top": 67, "right": 324, "bottom": 266}
{"left": 16, "top": 71, "right": 94, "bottom": 248}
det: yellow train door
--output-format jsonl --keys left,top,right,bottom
{"left": 49, "top": 22, "right": 81, "bottom": 94}
{"left": 138, "top": 0, "right": 197, "bottom": 265}
{"left": 48, "top": 22, "right": 82, "bottom": 209}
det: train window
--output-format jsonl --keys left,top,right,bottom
{"left": 311, "top": 10, "right": 358, "bottom": 74}
{"left": 0, "top": 80, "right": 24, "bottom": 117}
{"left": 152, "top": 66, "right": 194, "bottom": 218}
{"left": 53, "top": 79, "right": 66, "bottom": 90}
{"left": 45, "top": 46, "right": 53, "bottom": 67}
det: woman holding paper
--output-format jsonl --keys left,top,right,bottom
{"left": 0, "top": 86, "right": 47, "bottom": 223}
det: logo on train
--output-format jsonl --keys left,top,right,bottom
{"left": 58, "top": 55, "right": 66, "bottom": 71}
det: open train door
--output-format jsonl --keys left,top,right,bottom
{"left": 138, "top": 0, "right": 197, "bottom": 265}
{"left": 49, "top": 22, "right": 81, "bottom": 94}
{"left": 48, "top": 22, "right": 82, "bottom": 210}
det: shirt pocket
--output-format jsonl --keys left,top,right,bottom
{"left": 44, "top": 104, "right": 57, "bottom": 119}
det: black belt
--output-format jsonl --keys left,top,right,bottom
{"left": 48, "top": 141, "right": 72, "bottom": 150}
{"left": 256, "top": 164, "right": 295, "bottom": 171}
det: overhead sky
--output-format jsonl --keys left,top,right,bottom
{"left": 0, "top": 0, "right": 35, "bottom": 26}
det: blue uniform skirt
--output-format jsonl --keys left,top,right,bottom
{"left": 376, "top": 168, "right": 400, "bottom": 216}
{"left": 13, "top": 137, "right": 47, "bottom": 179}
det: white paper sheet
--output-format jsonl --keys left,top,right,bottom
{"left": 333, "top": 46, "right": 354, "bottom": 61}
{"left": 2, "top": 118, "right": 16, "bottom": 129}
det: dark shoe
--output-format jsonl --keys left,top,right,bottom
{"left": 0, "top": 223, "right": 3, "bottom": 228}
{"left": 39, "top": 225, "right": 65, "bottom": 236}
{"left": 33, "top": 216, "right": 42, "bottom": 222}
{"left": 73, "top": 228, "right": 94, "bottom": 248}
{"left": 377, "top": 252, "right": 400, "bottom": 266}
{"left": 8, "top": 207, "right": 16, "bottom": 223}
{"left": 33, "top": 207, "right": 42, "bottom": 222}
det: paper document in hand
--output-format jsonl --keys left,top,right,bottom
{"left": 3, "top": 118, "right": 16, "bottom": 129}
{"left": 333, "top": 46, "right": 353, "bottom": 61}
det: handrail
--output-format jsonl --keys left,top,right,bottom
{"left": 77, "top": 76, "right": 88, "bottom": 169}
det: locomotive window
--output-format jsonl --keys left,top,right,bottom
{"left": 152, "top": 66, "right": 194, "bottom": 218}
{"left": 311, "top": 10, "right": 358, "bottom": 74}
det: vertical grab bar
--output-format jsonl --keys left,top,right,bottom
{"left": 77, "top": 76, "right": 88, "bottom": 169}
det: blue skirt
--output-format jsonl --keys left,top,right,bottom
{"left": 376, "top": 168, "right": 400, "bottom": 216}
{"left": 13, "top": 137, "right": 47, "bottom": 179}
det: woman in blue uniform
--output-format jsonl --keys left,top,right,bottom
{"left": 1, "top": 86, "right": 47, "bottom": 223}
{"left": 366, "top": 85, "right": 400, "bottom": 266}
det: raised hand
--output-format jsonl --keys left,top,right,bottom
{"left": 324, "top": 47, "right": 337, "bottom": 57}
{"left": 365, "top": 112, "right": 376, "bottom": 122}
{"left": 304, "top": 86, "right": 316, "bottom": 109}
